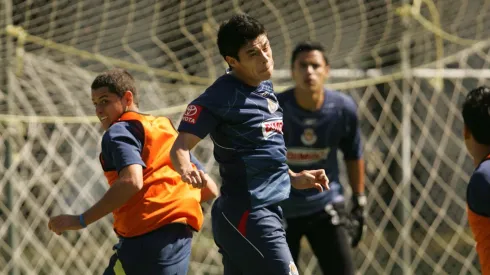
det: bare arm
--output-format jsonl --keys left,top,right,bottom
{"left": 200, "top": 173, "right": 220, "bottom": 202}
{"left": 345, "top": 159, "right": 365, "bottom": 194}
{"left": 48, "top": 164, "right": 143, "bottom": 234}
{"left": 170, "top": 132, "right": 201, "bottom": 174}
{"left": 83, "top": 164, "right": 143, "bottom": 225}
{"left": 170, "top": 132, "right": 207, "bottom": 188}
{"left": 288, "top": 169, "right": 329, "bottom": 192}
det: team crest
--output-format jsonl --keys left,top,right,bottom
{"left": 266, "top": 98, "right": 279, "bottom": 113}
{"left": 301, "top": 128, "right": 317, "bottom": 145}
{"left": 288, "top": 261, "right": 299, "bottom": 275}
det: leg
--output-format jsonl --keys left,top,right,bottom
{"left": 305, "top": 202, "right": 355, "bottom": 275}
{"left": 103, "top": 251, "right": 126, "bottom": 275}
{"left": 219, "top": 246, "right": 243, "bottom": 275}
{"left": 284, "top": 217, "right": 305, "bottom": 264}
{"left": 212, "top": 198, "right": 298, "bottom": 275}
{"left": 117, "top": 223, "right": 193, "bottom": 275}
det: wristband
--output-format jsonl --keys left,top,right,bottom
{"left": 79, "top": 214, "right": 87, "bottom": 228}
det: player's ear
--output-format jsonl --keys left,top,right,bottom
{"left": 122, "top": 90, "right": 134, "bottom": 106}
{"left": 225, "top": 56, "right": 239, "bottom": 69}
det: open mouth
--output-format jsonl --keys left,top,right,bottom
{"left": 99, "top": 116, "right": 108, "bottom": 122}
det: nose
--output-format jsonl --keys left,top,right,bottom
{"left": 260, "top": 50, "right": 270, "bottom": 64}
{"left": 306, "top": 65, "right": 314, "bottom": 74}
{"left": 95, "top": 105, "right": 104, "bottom": 116}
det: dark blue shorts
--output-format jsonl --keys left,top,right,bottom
{"left": 103, "top": 223, "right": 193, "bottom": 275}
{"left": 211, "top": 197, "right": 299, "bottom": 275}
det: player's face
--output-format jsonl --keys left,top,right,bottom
{"left": 233, "top": 34, "right": 274, "bottom": 85}
{"left": 292, "top": 50, "right": 329, "bottom": 93}
{"left": 91, "top": 87, "right": 127, "bottom": 130}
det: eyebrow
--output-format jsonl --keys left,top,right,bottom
{"left": 246, "top": 48, "right": 257, "bottom": 55}
{"left": 246, "top": 41, "right": 268, "bottom": 54}
{"left": 92, "top": 95, "right": 108, "bottom": 102}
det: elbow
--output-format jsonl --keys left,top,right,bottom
{"left": 121, "top": 177, "right": 144, "bottom": 193}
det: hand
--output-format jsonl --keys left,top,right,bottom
{"left": 348, "top": 193, "right": 367, "bottom": 248}
{"left": 181, "top": 169, "right": 207, "bottom": 189}
{"left": 48, "top": 214, "right": 83, "bottom": 235}
{"left": 290, "top": 169, "right": 329, "bottom": 192}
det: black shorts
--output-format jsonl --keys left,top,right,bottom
{"left": 285, "top": 202, "right": 355, "bottom": 275}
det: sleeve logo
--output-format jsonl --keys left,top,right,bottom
{"left": 182, "top": 104, "right": 202, "bottom": 124}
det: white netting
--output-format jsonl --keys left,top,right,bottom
{"left": 1, "top": 0, "right": 490, "bottom": 274}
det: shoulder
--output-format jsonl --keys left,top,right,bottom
{"left": 102, "top": 120, "right": 144, "bottom": 144}
{"left": 325, "top": 89, "right": 358, "bottom": 115}
{"left": 197, "top": 74, "right": 238, "bottom": 102}
{"left": 469, "top": 164, "right": 490, "bottom": 190}
{"left": 468, "top": 162, "right": 490, "bottom": 216}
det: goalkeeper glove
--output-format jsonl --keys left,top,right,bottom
{"left": 348, "top": 193, "right": 367, "bottom": 248}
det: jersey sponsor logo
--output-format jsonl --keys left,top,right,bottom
{"left": 182, "top": 104, "right": 202, "bottom": 124}
{"left": 286, "top": 147, "right": 331, "bottom": 165}
{"left": 261, "top": 117, "right": 283, "bottom": 140}
{"left": 300, "top": 128, "right": 317, "bottom": 145}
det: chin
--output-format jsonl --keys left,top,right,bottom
{"left": 261, "top": 69, "right": 273, "bottom": 80}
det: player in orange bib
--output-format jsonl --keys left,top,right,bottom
{"left": 48, "top": 68, "right": 218, "bottom": 275}
{"left": 462, "top": 86, "right": 490, "bottom": 275}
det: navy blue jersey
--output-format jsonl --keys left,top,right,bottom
{"left": 178, "top": 73, "right": 290, "bottom": 209}
{"left": 101, "top": 120, "right": 205, "bottom": 173}
{"left": 467, "top": 157, "right": 490, "bottom": 218}
{"left": 278, "top": 88, "right": 362, "bottom": 218}
{"left": 466, "top": 155, "right": 490, "bottom": 274}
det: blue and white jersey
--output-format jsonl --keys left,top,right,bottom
{"left": 178, "top": 73, "right": 290, "bottom": 209}
{"left": 278, "top": 88, "right": 363, "bottom": 218}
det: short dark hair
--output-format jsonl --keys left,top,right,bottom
{"left": 291, "top": 42, "right": 329, "bottom": 68}
{"left": 217, "top": 14, "right": 267, "bottom": 62}
{"left": 91, "top": 68, "right": 139, "bottom": 106}
{"left": 462, "top": 86, "right": 490, "bottom": 145}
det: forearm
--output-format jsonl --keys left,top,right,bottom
{"left": 170, "top": 139, "right": 194, "bottom": 175}
{"left": 82, "top": 179, "right": 140, "bottom": 226}
{"left": 346, "top": 158, "right": 365, "bottom": 194}
{"left": 200, "top": 183, "right": 219, "bottom": 202}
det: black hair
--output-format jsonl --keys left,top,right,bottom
{"left": 462, "top": 85, "right": 490, "bottom": 145}
{"left": 291, "top": 41, "right": 329, "bottom": 68}
{"left": 91, "top": 68, "right": 139, "bottom": 106}
{"left": 217, "top": 13, "right": 267, "bottom": 62}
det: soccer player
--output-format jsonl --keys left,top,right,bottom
{"left": 48, "top": 69, "right": 219, "bottom": 275}
{"left": 277, "top": 42, "right": 365, "bottom": 275}
{"left": 462, "top": 85, "right": 490, "bottom": 275}
{"left": 170, "top": 14, "right": 329, "bottom": 275}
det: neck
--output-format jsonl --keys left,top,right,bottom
{"left": 124, "top": 106, "right": 139, "bottom": 113}
{"left": 471, "top": 144, "right": 490, "bottom": 167}
{"left": 231, "top": 71, "right": 260, "bottom": 87}
{"left": 293, "top": 88, "right": 324, "bottom": 111}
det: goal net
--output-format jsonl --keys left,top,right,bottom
{"left": 1, "top": 0, "right": 489, "bottom": 274}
